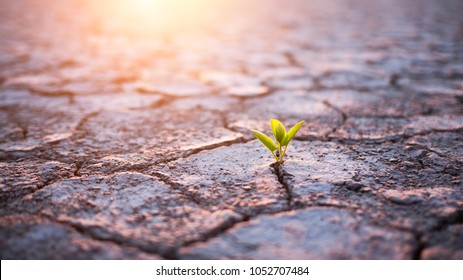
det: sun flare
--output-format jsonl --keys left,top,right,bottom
{"left": 88, "top": 0, "right": 229, "bottom": 35}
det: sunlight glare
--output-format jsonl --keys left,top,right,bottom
{"left": 89, "top": 0, "right": 229, "bottom": 35}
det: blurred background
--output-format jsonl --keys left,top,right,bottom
{"left": 1, "top": 0, "right": 462, "bottom": 99}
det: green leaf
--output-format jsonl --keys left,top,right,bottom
{"left": 270, "top": 119, "right": 286, "bottom": 144}
{"left": 281, "top": 120, "right": 304, "bottom": 146}
{"left": 250, "top": 129, "right": 278, "bottom": 153}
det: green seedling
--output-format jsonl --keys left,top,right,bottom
{"left": 251, "top": 119, "right": 304, "bottom": 164}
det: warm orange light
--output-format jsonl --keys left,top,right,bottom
{"left": 132, "top": 0, "right": 160, "bottom": 11}
{"left": 88, "top": 0, "right": 231, "bottom": 35}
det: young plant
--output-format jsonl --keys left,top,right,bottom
{"left": 251, "top": 119, "right": 304, "bottom": 164}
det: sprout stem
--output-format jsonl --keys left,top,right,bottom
{"left": 281, "top": 145, "right": 288, "bottom": 161}
{"left": 271, "top": 151, "right": 279, "bottom": 162}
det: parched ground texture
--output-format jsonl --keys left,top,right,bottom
{"left": 0, "top": 0, "right": 462, "bottom": 259}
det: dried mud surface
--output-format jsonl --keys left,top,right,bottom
{"left": 1, "top": 0, "right": 462, "bottom": 259}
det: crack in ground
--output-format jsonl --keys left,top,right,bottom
{"left": 178, "top": 209, "right": 296, "bottom": 254}
{"left": 0, "top": 110, "right": 104, "bottom": 161}
{"left": 150, "top": 135, "right": 252, "bottom": 168}
{"left": 124, "top": 95, "right": 174, "bottom": 111}
{"left": 21, "top": 128, "right": 250, "bottom": 180}
{"left": 0, "top": 110, "right": 100, "bottom": 161}
{"left": 322, "top": 100, "right": 348, "bottom": 136}
{"left": 176, "top": 205, "right": 359, "bottom": 256}
{"left": 294, "top": 127, "right": 463, "bottom": 145}
{"left": 355, "top": 206, "right": 463, "bottom": 260}
{"left": 413, "top": 209, "right": 463, "bottom": 259}
{"left": 74, "top": 161, "right": 83, "bottom": 176}
{"left": 151, "top": 171, "right": 202, "bottom": 206}
{"left": 53, "top": 210, "right": 252, "bottom": 260}
{"left": 28, "top": 86, "right": 75, "bottom": 98}
{"left": 178, "top": 214, "right": 250, "bottom": 254}
{"left": 392, "top": 209, "right": 463, "bottom": 260}
{"left": 181, "top": 136, "right": 250, "bottom": 159}
{"left": 411, "top": 232, "right": 424, "bottom": 260}
{"left": 431, "top": 208, "right": 463, "bottom": 233}
{"left": 406, "top": 127, "right": 463, "bottom": 139}
{"left": 74, "top": 110, "right": 101, "bottom": 132}
{"left": 284, "top": 51, "right": 303, "bottom": 68}
{"left": 348, "top": 114, "right": 410, "bottom": 119}
{"left": 11, "top": 121, "right": 29, "bottom": 139}
{"left": 52, "top": 219, "right": 172, "bottom": 259}
{"left": 0, "top": 170, "right": 75, "bottom": 207}
{"left": 270, "top": 162, "right": 294, "bottom": 206}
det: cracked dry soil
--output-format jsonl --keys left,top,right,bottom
{"left": 1, "top": 0, "right": 462, "bottom": 259}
